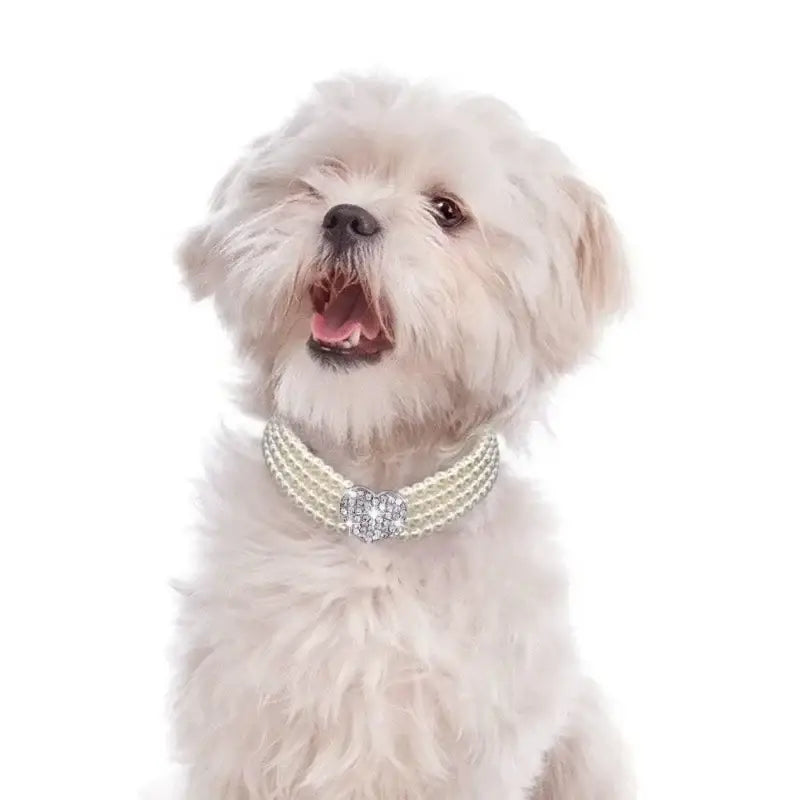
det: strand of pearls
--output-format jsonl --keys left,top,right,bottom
{"left": 261, "top": 418, "right": 500, "bottom": 540}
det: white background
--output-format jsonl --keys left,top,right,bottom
{"left": 2, "top": 2, "right": 798, "bottom": 799}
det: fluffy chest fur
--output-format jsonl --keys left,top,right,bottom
{"left": 174, "top": 429, "right": 578, "bottom": 800}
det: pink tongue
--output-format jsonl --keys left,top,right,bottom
{"left": 311, "top": 284, "right": 381, "bottom": 343}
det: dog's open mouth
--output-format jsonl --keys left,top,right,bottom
{"left": 308, "top": 272, "right": 393, "bottom": 367}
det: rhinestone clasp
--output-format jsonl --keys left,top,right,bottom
{"left": 340, "top": 487, "right": 408, "bottom": 542}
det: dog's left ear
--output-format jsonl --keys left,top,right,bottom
{"left": 534, "top": 176, "right": 629, "bottom": 374}
{"left": 565, "top": 176, "right": 629, "bottom": 327}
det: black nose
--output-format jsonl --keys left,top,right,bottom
{"left": 322, "top": 204, "right": 380, "bottom": 246}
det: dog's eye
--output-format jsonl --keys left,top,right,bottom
{"left": 293, "top": 179, "right": 322, "bottom": 200}
{"left": 429, "top": 196, "right": 465, "bottom": 229}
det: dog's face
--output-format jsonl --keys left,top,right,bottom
{"left": 181, "top": 77, "right": 627, "bottom": 447}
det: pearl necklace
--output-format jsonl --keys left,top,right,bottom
{"left": 261, "top": 418, "right": 500, "bottom": 542}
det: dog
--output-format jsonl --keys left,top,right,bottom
{"left": 172, "top": 75, "right": 631, "bottom": 800}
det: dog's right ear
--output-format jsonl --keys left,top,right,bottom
{"left": 177, "top": 99, "right": 322, "bottom": 300}
{"left": 176, "top": 155, "right": 247, "bottom": 301}
{"left": 177, "top": 223, "right": 215, "bottom": 301}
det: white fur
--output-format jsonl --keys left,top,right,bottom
{"left": 172, "top": 75, "right": 631, "bottom": 799}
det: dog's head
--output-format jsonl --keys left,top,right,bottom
{"left": 180, "top": 76, "right": 627, "bottom": 447}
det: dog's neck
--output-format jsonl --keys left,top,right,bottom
{"left": 291, "top": 422, "right": 488, "bottom": 491}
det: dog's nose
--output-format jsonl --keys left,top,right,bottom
{"left": 322, "top": 204, "right": 380, "bottom": 245}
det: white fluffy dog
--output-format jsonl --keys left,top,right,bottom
{"left": 172, "top": 75, "right": 631, "bottom": 800}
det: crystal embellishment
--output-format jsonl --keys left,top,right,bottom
{"left": 340, "top": 487, "right": 408, "bottom": 542}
